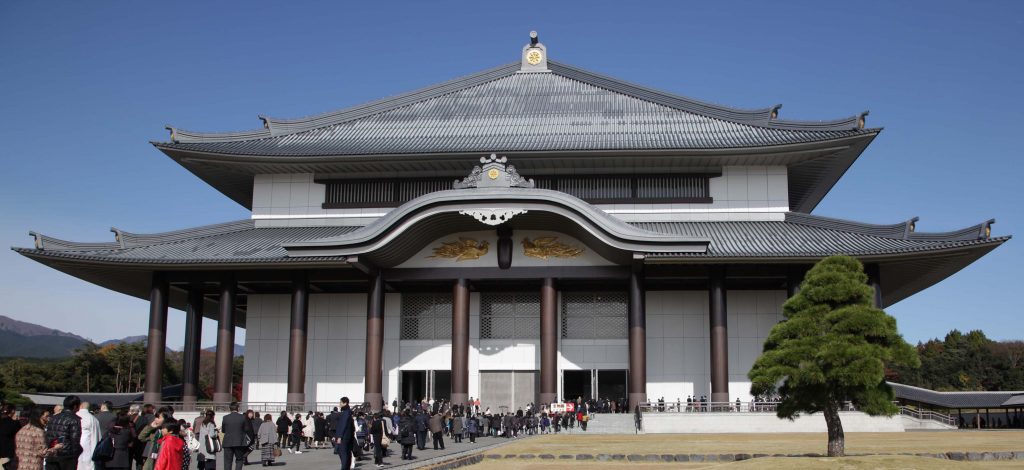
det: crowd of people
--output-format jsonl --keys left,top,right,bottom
{"left": 0, "top": 395, "right": 607, "bottom": 470}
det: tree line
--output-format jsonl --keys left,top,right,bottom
{"left": 0, "top": 341, "right": 243, "bottom": 405}
{"left": 888, "top": 329, "right": 1024, "bottom": 391}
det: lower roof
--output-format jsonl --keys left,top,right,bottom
{"left": 889, "top": 382, "right": 1024, "bottom": 409}
{"left": 12, "top": 211, "right": 1008, "bottom": 311}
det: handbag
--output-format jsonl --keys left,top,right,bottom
{"left": 380, "top": 434, "right": 390, "bottom": 447}
{"left": 273, "top": 446, "right": 283, "bottom": 458}
{"left": 92, "top": 436, "right": 114, "bottom": 462}
{"left": 205, "top": 433, "right": 222, "bottom": 454}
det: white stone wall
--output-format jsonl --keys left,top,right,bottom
{"left": 644, "top": 290, "right": 785, "bottom": 404}
{"left": 243, "top": 293, "right": 369, "bottom": 404}
{"left": 249, "top": 166, "right": 788, "bottom": 226}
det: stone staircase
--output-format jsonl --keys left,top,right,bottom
{"left": 579, "top": 413, "right": 643, "bottom": 434}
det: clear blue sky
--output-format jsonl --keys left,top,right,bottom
{"left": 0, "top": 1, "right": 1020, "bottom": 349}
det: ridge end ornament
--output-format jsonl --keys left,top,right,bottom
{"left": 428, "top": 237, "right": 490, "bottom": 261}
{"left": 460, "top": 208, "right": 528, "bottom": 226}
{"left": 453, "top": 154, "right": 535, "bottom": 189}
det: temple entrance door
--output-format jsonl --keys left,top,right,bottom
{"left": 562, "top": 370, "right": 592, "bottom": 402}
{"left": 400, "top": 370, "right": 427, "bottom": 405}
{"left": 431, "top": 370, "right": 452, "bottom": 401}
{"left": 596, "top": 369, "right": 628, "bottom": 402}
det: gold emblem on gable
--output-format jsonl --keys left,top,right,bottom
{"left": 429, "top": 238, "right": 490, "bottom": 261}
{"left": 526, "top": 49, "right": 543, "bottom": 65}
{"left": 487, "top": 168, "right": 500, "bottom": 180}
{"left": 522, "top": 237, "right": 584, "bottom": 260}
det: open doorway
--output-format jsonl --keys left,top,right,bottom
{"left": 432, "top": 370, "right": 452, "bottom": 401}
{"left": 597, "top": 369, "right": 627, "bottom": 401}
{"left": 562, "top": 370, "right": 591, "bottom": 402}
{"left": 401, "top": 370, "right": 427, "bottom": 404}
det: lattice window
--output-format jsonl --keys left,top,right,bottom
{"left": 561, "top": 292, "right": 628, "bottom": 339}
{"left": 481, "top": 293, "right": 540, "bottom": 339}
{"left": 400, "top": 293, "right": 453, "bottom": 340}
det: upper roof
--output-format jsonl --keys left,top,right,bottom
{"left": 156, "top": 61, "right": 873, "bottom": 156}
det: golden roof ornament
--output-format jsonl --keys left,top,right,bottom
{"left": 428, "top": 238, "right": 490, "bottom": 261}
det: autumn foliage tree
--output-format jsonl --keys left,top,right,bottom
{"left": 749, "top": 255, "right": 919, "bottom": 457}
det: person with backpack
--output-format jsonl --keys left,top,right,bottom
{"left": 152, "top": 422, "right": 183, "bottom": 470}
{"left": 397, "top": 410, "right": 415, "bottom": 460}
{"left": 104, "top": 412, "right": 135, "bottom": 470}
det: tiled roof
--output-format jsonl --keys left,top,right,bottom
{"left": 635, "top": 213, "right": 1005, "bottom": 259}
{"left": 14, "top": 213, "right": 1004, "bottom": 265}
{"left": 889, "top": 382, "right": 1024, "bottom": 409}
{"left": 155, "top": 61, "right": 873, "bottom": 157}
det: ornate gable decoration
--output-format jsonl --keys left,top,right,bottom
{"left": 453, "top": 154, "right": 535, "bottom": 190}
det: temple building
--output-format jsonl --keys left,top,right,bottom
{"left": 14, "top": 33, "right": 1009, "bottom": 412}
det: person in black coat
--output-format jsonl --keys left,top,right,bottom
{"left": 105, "top": 412, "right": 136, "bottom": 470}
{"left": 275, "top": 411, "right": 291, "bottom": 448}
{"left": 331, "top": 397, "right": 356, "bottom": 470}
{"left": 368, "top": 413, "right": 387, "bottom": 467}
{"left": 397, "top": 410, "right": 415, "bottom": 460}
{"left": 221, "top": 402, "right": 256, "bottom": 470}
{"left": 413, "top": 412, "right": 429, "bottom": 450}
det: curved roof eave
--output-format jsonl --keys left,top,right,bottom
{"left": 282, "top": 188, "right": 711, "bottom": 259}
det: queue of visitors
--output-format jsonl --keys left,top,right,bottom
{"left": 0, "top": 395, "right": 606, "bottom": 470}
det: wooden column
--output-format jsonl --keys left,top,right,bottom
{"left": 286, "top": 272, "right": 309, "bottom": 408}
{"left": 866, "top": 263, "right": 883, "bottom": 308}
{"left": 364, "top": 271, "right": 385, "bottom": 412}
{"left": 213, "top": 277, "right": 236, "bottom": 403}
{"left": 451, "top": 278, "right": 470, "bottom": 407}
{"left": 628, "top": 269, "right": 647, "bottom": 410}
{"left": 143, "top": 273, "right": 169, "bottom": 404}
{"left": 709, "top": 266, "right": 729, "bottom": 404}
{"left": 181, "top": 284, "right": 204, "bottom": 410}
{"left": 539, "top": 278, "right": 558, "bottom": 405}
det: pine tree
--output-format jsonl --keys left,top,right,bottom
{"left": 749, "top": 255, "right": 919, "bottom": 456}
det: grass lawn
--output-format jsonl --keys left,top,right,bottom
{"left": 483, "top": 431, "right": 1024, "bottom": 456}
{"left": 470, "top": 455, "right": 1024, "bottom": 469}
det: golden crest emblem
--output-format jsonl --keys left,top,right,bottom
{"left": 429, "top": 238, "right": 490, "bottom": 261}
{"left": 487, "top": 168, "right": 500, "bottom": 180}
{"left": 526, "top": 49, "right": 543, "bottom": 65}
{"left": 522, "top": 237, "right": 584, "bottom": 260}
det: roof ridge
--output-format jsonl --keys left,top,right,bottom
{"left": 26, "top": 232, "right": 120, "bottom": 252}
{"left": 161, "top": 59, "right": 870, "bottom": 145}
{"left": 111, "top": 219, "right": 255, "bottom": 248}
{"left": 547, "top": 61, "right": 867, "bottom": 132}
{"left": 785, "top": 212, "right": 916, "bottom": 239}
{"left": 164, "top": 63, "right": 521, "bottom": 144}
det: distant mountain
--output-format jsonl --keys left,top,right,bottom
{"left": 204, "top": 344, "right": 245, "bottom": 356}
{"left": 0, "top": 315, "right": 89, "bottom": 341}
{"left": 0, "top": 316, "right": 90, "bottom": 358}
{"left": 99, "top": 335, "right": 147, "bottom": 346}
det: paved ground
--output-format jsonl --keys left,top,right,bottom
{"left": 203, "top": 435, "right": 524, "bottom": 470}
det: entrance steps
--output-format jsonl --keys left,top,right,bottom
{"left": 582, "top": 411, "right": 907, "bottom": 433}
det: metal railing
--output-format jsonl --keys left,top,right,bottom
{"left": 139, "top": 402, "right": 370, "bottom": 414}
{"left": 639, "top": 401, "right": 784, "bottom": 413}
{"left": 899, "top": 406, "right": 957, "bottom": 427}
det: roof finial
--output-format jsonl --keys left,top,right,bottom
{"left": 520, "top": 30, "right": 549, "bottom": 73}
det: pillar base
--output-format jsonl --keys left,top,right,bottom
{"left": 213, "top": 392, "right": 233, "bottom": 404}
{"left": 628, "top": 392, "right": 647, "bottom": 412}
{"left": 143, "top": 392, "right": 162, "bottom": 405}
{"left": 451, "top": 393, "right": 469, "bottom": 409}
{"left": 711, "top": 392, "right": 729, "bottom": 407}
{"left": 182, "top": 396, "right": 198, "bottom": 412}
{"left": 365, "top": 393, "right": 383, "bottom": 412}
{"left": 538, "top": 392, "right": 557, "bottom": 406}
{"left": 286, "top": 393, "right": 305, "bottom": 410}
